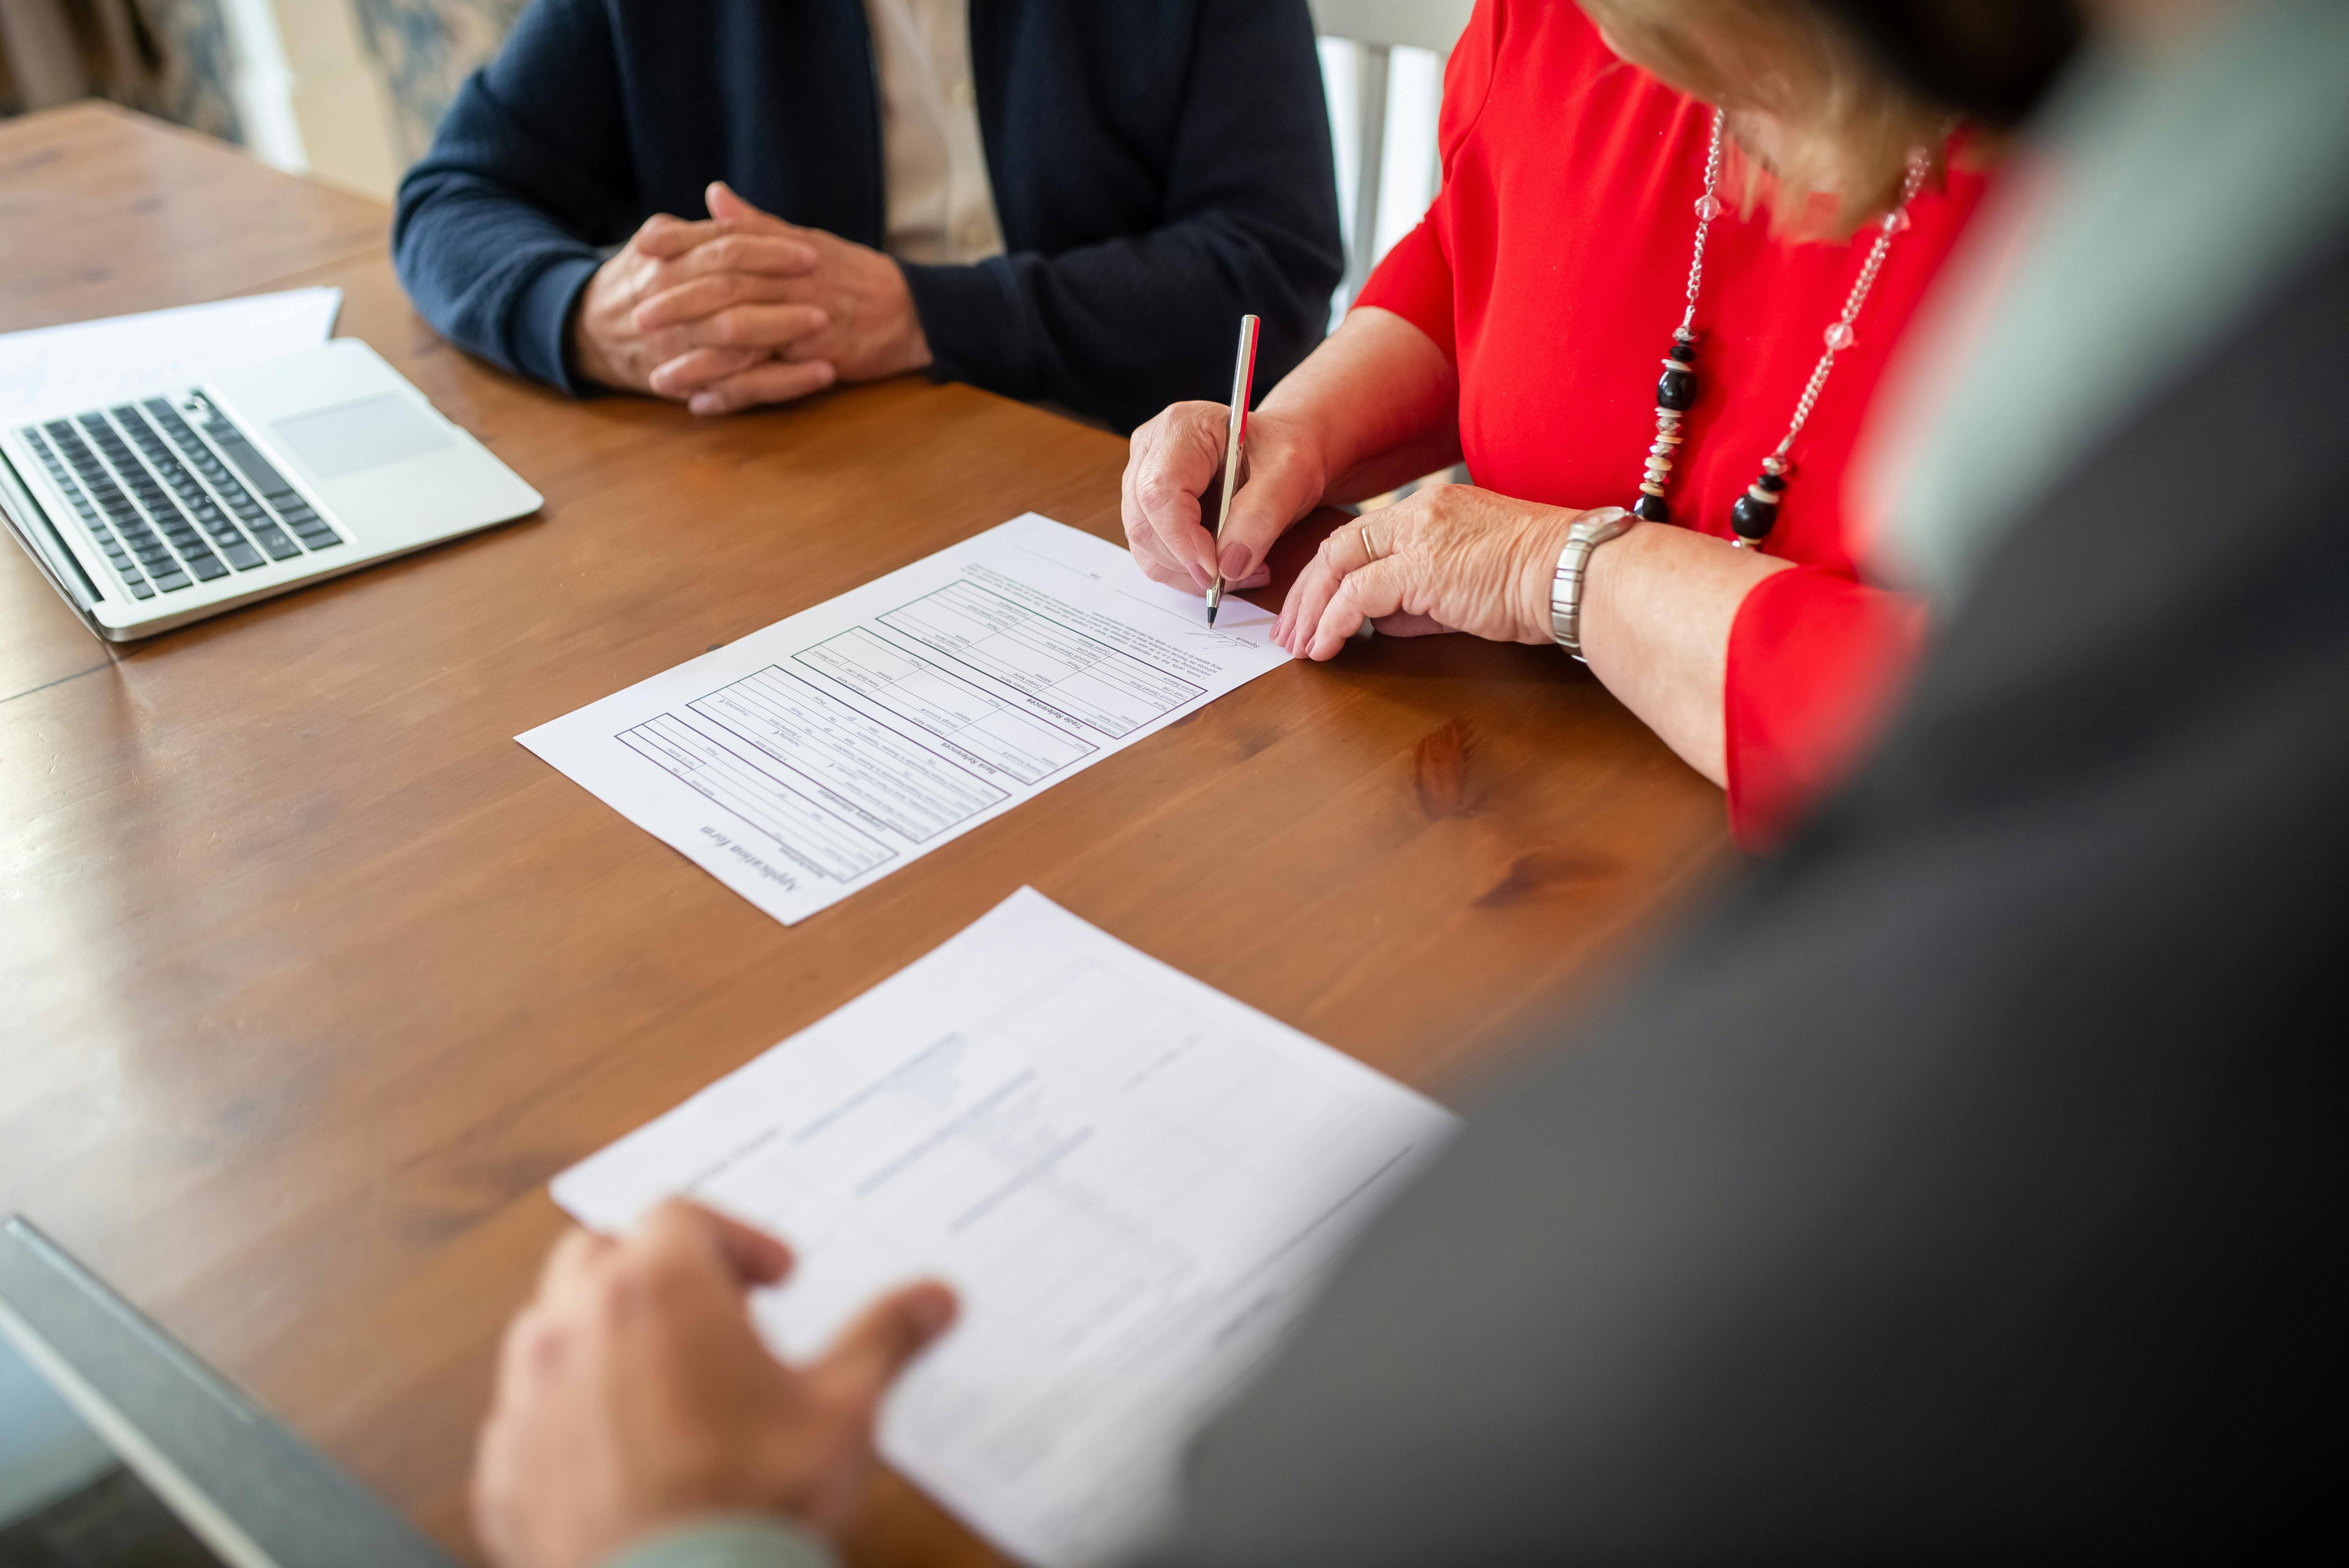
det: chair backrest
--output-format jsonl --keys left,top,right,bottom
{"left": 1309, "top": 0, "right": 1473, "bottom": 55}
{"left": 1310, "top": 0, "right": 1474, "bottom": 312}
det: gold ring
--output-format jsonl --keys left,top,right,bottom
{"left": 1358, "top": 523, "right": 1381, "bottom": 562}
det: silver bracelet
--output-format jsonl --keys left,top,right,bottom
{"left": 1549, "top": 509, "right": 1634, "bottom": 662}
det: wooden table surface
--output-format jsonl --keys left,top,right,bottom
{"left": 0, "top": 104, "right": 1731, "bottom": 1565}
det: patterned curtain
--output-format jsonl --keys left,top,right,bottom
{"left": 130, "top": 0, "right": 240, "bottom": 142}
{"left": 0, "top": 0, "right": 242, "bottom": 141}
{"left": 350, "top": 0, "right": 524, "bottom": 161}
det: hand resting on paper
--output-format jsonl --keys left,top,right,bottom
{"left": 570, "top": 183, "right": 933, "bottom": 417}
{"left": 471, "top": 1198, "right": 957, "bottom": 1568}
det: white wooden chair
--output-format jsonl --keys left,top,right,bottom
{"left": 1310, "top": 0, "right": 1474, "bottom": 312}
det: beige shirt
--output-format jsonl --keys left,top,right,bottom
{"left": 861, "top": 0, "right": 1007, "bottom": 265}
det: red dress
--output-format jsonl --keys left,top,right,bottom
{"left": 1356, "top": 0, "right": 1989, "bottom": 847}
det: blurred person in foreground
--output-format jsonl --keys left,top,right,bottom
{"left": 1127, "top": 0, "right": 2006, "bottom": 849}
{"left": 467, "top": 0, "right": 2348, "bottom": 1563}
{"left": 392, "top": 1, "right": 1340, "bottom": 431}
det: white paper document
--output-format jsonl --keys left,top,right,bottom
{"left": 554, "top": 889, "right": 1456, "bottom": 1566}
{"left": 0, "top": 287, "right": 343, "bottom": 426}
{"left": 518, "top": 515, "right": 1288, "bottom": 925}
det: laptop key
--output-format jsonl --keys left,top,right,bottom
{"left": 251, "top": 526, "right": 302, "bottom": 561}
{"left": 222, "top": 542, "right": 265, "bottom": 571}
{"left": 127, "top": 579, "right": 155, "bottom": 600}
{"left": 185, "top": 553, "right": 229, "bottom": 582}
{"left": 153, "top": 572, "right": 192, "bottom": 592}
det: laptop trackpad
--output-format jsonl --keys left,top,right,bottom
{"left": 270, "top": 393, "right": 453, "bottom": 481}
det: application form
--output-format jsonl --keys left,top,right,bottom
{"left": 0, "top": 288, "right": 342, "bottom": 425}
{"left": 554, "top": 889, "right": 1456, "bottom": 1568}
{"left": 518, "top": 515, "right": 1288, "bottom": 925}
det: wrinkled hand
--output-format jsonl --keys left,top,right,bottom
{"left": 647, "top": 183, "right": 932, "bottom": 416}
{"left": 1122, "top": 401, "right": 1330, "bottom": 594}
{"left": 471, "top": 1199, "right": 957, "bottom": 1568}
{"left": 570, "top": 208, "right": 835, "bottom": 410}
{"left": 1275, "top": 486, "right": 1624, "bottom": 658}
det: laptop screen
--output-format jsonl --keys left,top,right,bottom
{"left": 0, "top": 1321, "right": 228, "bottom": 1566}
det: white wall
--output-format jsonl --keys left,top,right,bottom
{"left": 218, "top": 0, "right": 402, "bottom": 198}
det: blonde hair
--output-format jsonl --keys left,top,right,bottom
{"left": 1578, "top": 0, "right": 1952, "bottom": 239}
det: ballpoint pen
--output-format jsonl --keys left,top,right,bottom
{"left": 1204, "top": 313, "right": 1260, "bottom": 627}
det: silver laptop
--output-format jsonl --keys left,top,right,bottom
{"left": 0, "top": 339, "right": 542, "bottom": 642}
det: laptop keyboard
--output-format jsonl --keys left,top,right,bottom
{"left": 14, "top": 396, "right": 341, "bottom": 600}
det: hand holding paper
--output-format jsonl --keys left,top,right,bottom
{"left": 472, "top": 1198, "right": 956, "bottom": 1568}
{"left": 551, "top": 890, "right": 1456, "bottom": 1567}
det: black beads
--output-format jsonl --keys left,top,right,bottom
{"left": 1732, "top": 468, "right": 1786, "bottom": 545}
{"left": 1668, "top": 341, "right": 1695, "bottom": 365}
{"left": 1632, "top": 492, "right": 1672, "bottom": 523}
{"left": 1731, "top": 494, "right": 1777, "bottom": 541}
{"left": 1656, "top": 367, "right": 1697, "bottom": 412}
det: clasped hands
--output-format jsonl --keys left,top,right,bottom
{"left": 571, "top": 182, "right": 932, "bottom": 416}
{"left": 1123, "top": 401, "right": 1614, "bottom": 657}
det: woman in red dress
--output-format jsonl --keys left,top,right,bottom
{"left": 1122, "top": 0, "right": 1993, "bottom": 848}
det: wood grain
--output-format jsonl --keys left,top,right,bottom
{"left": 0, "top": 107, "right": 1734, "bottom": 1566}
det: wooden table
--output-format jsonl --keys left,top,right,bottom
{"left": 0, "top": 104, "right": 1730, "bottom": 1565}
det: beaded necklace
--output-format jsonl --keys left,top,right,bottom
{"left": 1633, "top": 109, "right": 1932, "bottom": 550}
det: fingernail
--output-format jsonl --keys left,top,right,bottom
{"left": 1219, "top": 544, "right": 1251, "bottom": 581}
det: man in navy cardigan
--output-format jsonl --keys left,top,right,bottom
{"left": 391, "top": 0, "right": 1342, "bottom": 432}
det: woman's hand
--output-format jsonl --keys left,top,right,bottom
{"left": 1122, "top": 402, "right": 1328, "bottom": 593}
{"left": 1119, "top": 306, "right": 1464, "bottom": 598}
{"left": 1275, "top": 486, "right": 1622, "bottom": 659}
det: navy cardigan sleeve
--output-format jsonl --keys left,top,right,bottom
{"left": 391, "top": 0, "right": 1342, "bottom": 430}
{"left": 390, "top": 0, "right": 636, "bottom": 396}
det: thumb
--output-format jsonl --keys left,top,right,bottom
{"left": 809, "top": 1281, "right": 959, "bottom": 1414}
{"left": 707, "top": 180, "right": 791, "bottom": 234}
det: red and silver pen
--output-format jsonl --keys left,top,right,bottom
{"left": 1204, "top": 313, "right": 1260, "bottom": 627}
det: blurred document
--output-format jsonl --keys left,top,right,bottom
{"left": 519, "top": 514, "right": 1286, "bottom": 925}
{"left": 555, "top": 888, "right": 1455, "bottom": 1567}
{"left": 0, "top": 288, "right": 342, "bottom": 424}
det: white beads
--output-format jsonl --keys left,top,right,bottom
{"left": 1694, "top": 194, "right": 1722, "bottom": 222}
{"left": 1882, "top": 208, "right": 1911, "bottom": 234}
{"left": 1761, "top": 454, "right": 1789, "bottom": 476}
{"left": 1823, "top": 321, "right": 1855, "bottom": 351}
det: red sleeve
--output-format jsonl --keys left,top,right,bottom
{"left": 1355, "top": 219, "right": 1456, "bottom": 360}
{"left": 1347, "top": 0, "right": 1504, "bottom": 362}
{"left": 1724, "top": 567, "right": 1928, "bottom": 850}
